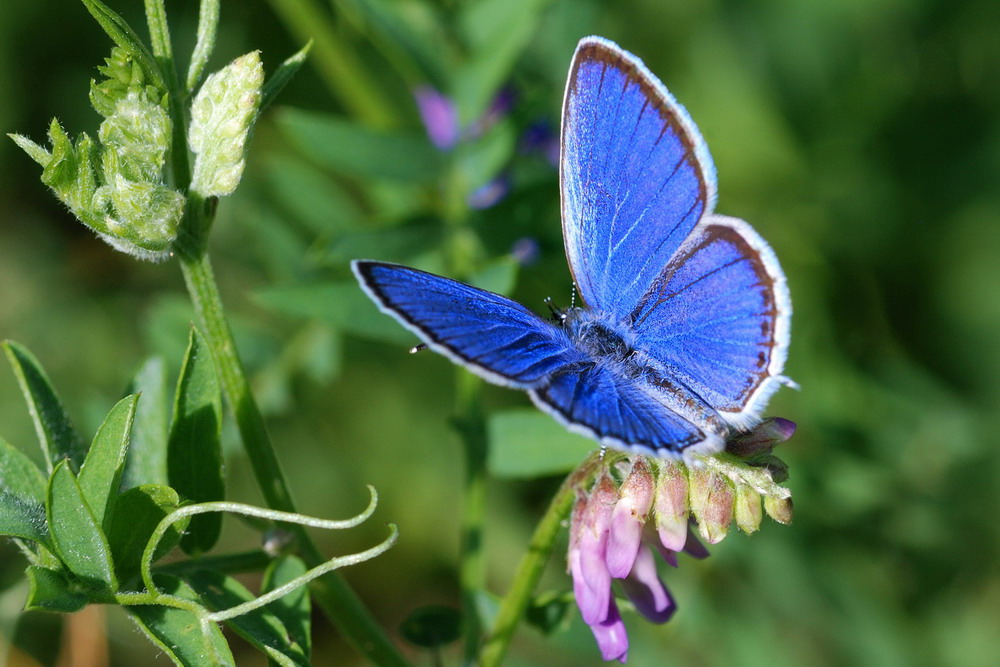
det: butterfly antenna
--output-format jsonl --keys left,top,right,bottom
{"left": 409, "top": 343, "right": 429, "bottom": 354}
{"left": 570, "top": 283, "right": 578, "bottom": 308}
{"left": 544, "top": 297, "right": 569, "bottom": 326}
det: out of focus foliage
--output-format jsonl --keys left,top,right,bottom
{"left": 1, "top": 0, "right": 998, "bottom": 664}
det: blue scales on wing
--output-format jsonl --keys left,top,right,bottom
{"left": 560, "top": 37, "right": 717, "bottom": 323}
{"left": 528, "top": 361, "right": 721, "bottom": 457}
{"left": 628, "top": 215, "right": 791, "bottom": 428}
{"left": 352, "top": 261, "right": 585, "bottom": 389}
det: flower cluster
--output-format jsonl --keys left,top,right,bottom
{"left": 569, "top": 418, "right": 795, "bottom": 662}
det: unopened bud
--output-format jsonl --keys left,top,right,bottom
{"left": 189, "top": 51, "right": 263, "bottom": 197}
{"left": 726, "top": 417, "right": 796, "bottom": 459}
{"left": 764, "top": 495, "right": 793, "bottom": 525}
{"left": 694, "top": 472, "right": 734, "bottom": 545}
{"left": 653, "top": 460, "right": 689, "bottom": 551}
{"left": 734, "top": 484, "right": 763, "bottom": 535}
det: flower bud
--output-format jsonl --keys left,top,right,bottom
{"left": 653, "top": 460, "right": 689, "bottom": 552}
{"left": 189, "top": 51, "right": 264, "bottom": 198}
{"left": 764, "top": 495, "right": 793, "bottom": 525}
{"left": 726, "top": 417, "right": 796, "bottom": 459}
{"left": 692, "top": 470, "right": 734, "bottom": 545}
{"left": 733, "top": 484, "right": 763, "bottom": 535}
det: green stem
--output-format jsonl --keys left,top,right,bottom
{"left": 143, "top": 0, "right": 190, "bottom": 188}
{"left": 140, "top": 1, "right": 404, "bottom": 662}
{"left": 266, "top": 0, "right": 398, "bottom": 128}
{"left": 454, "top": 370, "right": 487, "bottom": 665}
{"left": 479, "top": 453, "right": 604, "bottom": 667}
{"left": 175, "top": 244, "right": 407, "bottom": 666}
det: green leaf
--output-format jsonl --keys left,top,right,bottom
{"left": 122, "top": 356, "right": 169, "bottom": 488}
{"left": 260, "top": 41, "right": 312, "bottom": 114}
{"left": 275, "top": 108, "right": 445, "bottom": 183}
{"left": 0, "top": 436, "right": 48, "bottom": 503}
{"left": 185, "top": 569, "right": 309, "bottom": 666}
{"left": 3, "top": 340, "right": 86, "bottom": 472}
{"left": 263, "top": 154, "right": 364, "bottom": 236}
{"left": 487, "top": 408, "right": 593, "bottom": 478}
{"left": 334, "top": 0, "right": 449, "bottom": 88}
{"left": 457, "top": 120, "right": 517, "bottom": 193}
{"left": 261, "top": 555, "right": 311, "bottom": 660}
{"left": 168, "top": 327, "right": 224, "bottom": 555}
{"left": 79, "top": 0, "right": 165, "bottom": 91}
{"left": 469, "top": 257, "right": 518, "bottom": 296}
{"left": 107, "top": 484, "right": 186, "bottom": 585}
{"left": 127, "top": 574, "right": 235, "bottom": 667}
{"left": 454, "top": 0, "right": 554, "bottom": 124}
{"left": 320, "top": 223, "right": 445, "bottom": 266}
{"left": 23, "top": 566, "right": 89, "bottom": 613}
{"left": 252, "top": 282, "right": 414, "bottom": 346}
{"left": 399, "top": 605, "right": 463, "bottom": 649}
{"left": 9, "top": 133, "right": 51, "bottom": 165}
{"left": 78, "top": 394, "right": 139, "bottom": 530}
{"left": 47, "top": 461, "right": 117, "bottom": 591}
{"left": 0, "top": 491, "right": 49, "bottom": 546}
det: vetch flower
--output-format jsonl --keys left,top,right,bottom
{"left": 414, "top": 86, "right": 460, "bottom": 150}
{"left": 567, "top": 420, "right": 796, "bottom": 662}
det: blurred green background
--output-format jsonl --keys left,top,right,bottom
{"left": 2, "top": 0, "right": 999, "bottom": 665}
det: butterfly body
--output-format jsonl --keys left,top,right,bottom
{"left": 353, "top": 36, "right": 792, "bottom": 460}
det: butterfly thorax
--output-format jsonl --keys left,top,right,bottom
{"left": 561, "top": 308, "right": 645, "bottom": 376}
{"left": 560, "top": 306, "right": 731, "bottom": 437}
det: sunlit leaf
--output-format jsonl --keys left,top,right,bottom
{"left": 3, "top": 341, "right": 86, "bottom": 471}
{"left": 78, "top": 394, "right": 138, "bottom": 529}
{"left": 46, "top": 461, "right": 117, "bottom": 591}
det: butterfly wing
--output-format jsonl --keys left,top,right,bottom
{"left": 352, "top": 261, "right": 584, "bottom": 388}
{"left": 560, "top": 36, "right": 716, "bottom": 321}
{"left": 628, "top": 215, "right": 792, "bottom": 429}
{"left": 529, "top": 362, "right": 725, "bottom": 458}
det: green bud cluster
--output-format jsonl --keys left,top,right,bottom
{"left": 11, "top": 47, "right": 181, "bottom": 261}
{"left": 11, "top": 44, "right": 267, "bottom": 262}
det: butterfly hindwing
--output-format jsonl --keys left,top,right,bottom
{"left": 529, "top": 362, "right": 723, "bottom": 457}
{"left": 560, "top": 36, "right": 717, "bottom": 321}
{"left": 352, "top": 261, "right": 585, "bottom": 388}
{"left": 627, "top": 215, "right": 791, "bottom": 428}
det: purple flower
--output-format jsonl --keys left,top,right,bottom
{"left": 606, "top": 458, "right": 654, "bottom": 577}
{"left": 414, "top": 86, "right": 459, "bottom": 150}
{"left": 569, "top": 457, "right": 708, "bottom": 662}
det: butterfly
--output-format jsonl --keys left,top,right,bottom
{"left": 353, "top": 36, "right": 792, "bottom": 459}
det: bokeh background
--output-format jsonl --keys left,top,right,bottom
{"left": 2, "top": 0, "right": 999, "bottom": 665}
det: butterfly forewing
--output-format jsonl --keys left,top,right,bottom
{"left": 560, "top": 37, "right": 717, "bottom": 322}
{"left": 352, "top": 261, "right": 586, "bottom": 389}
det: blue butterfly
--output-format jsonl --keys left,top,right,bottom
{"left": 353, "top": 36, "right": 792, "bottom": 459}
